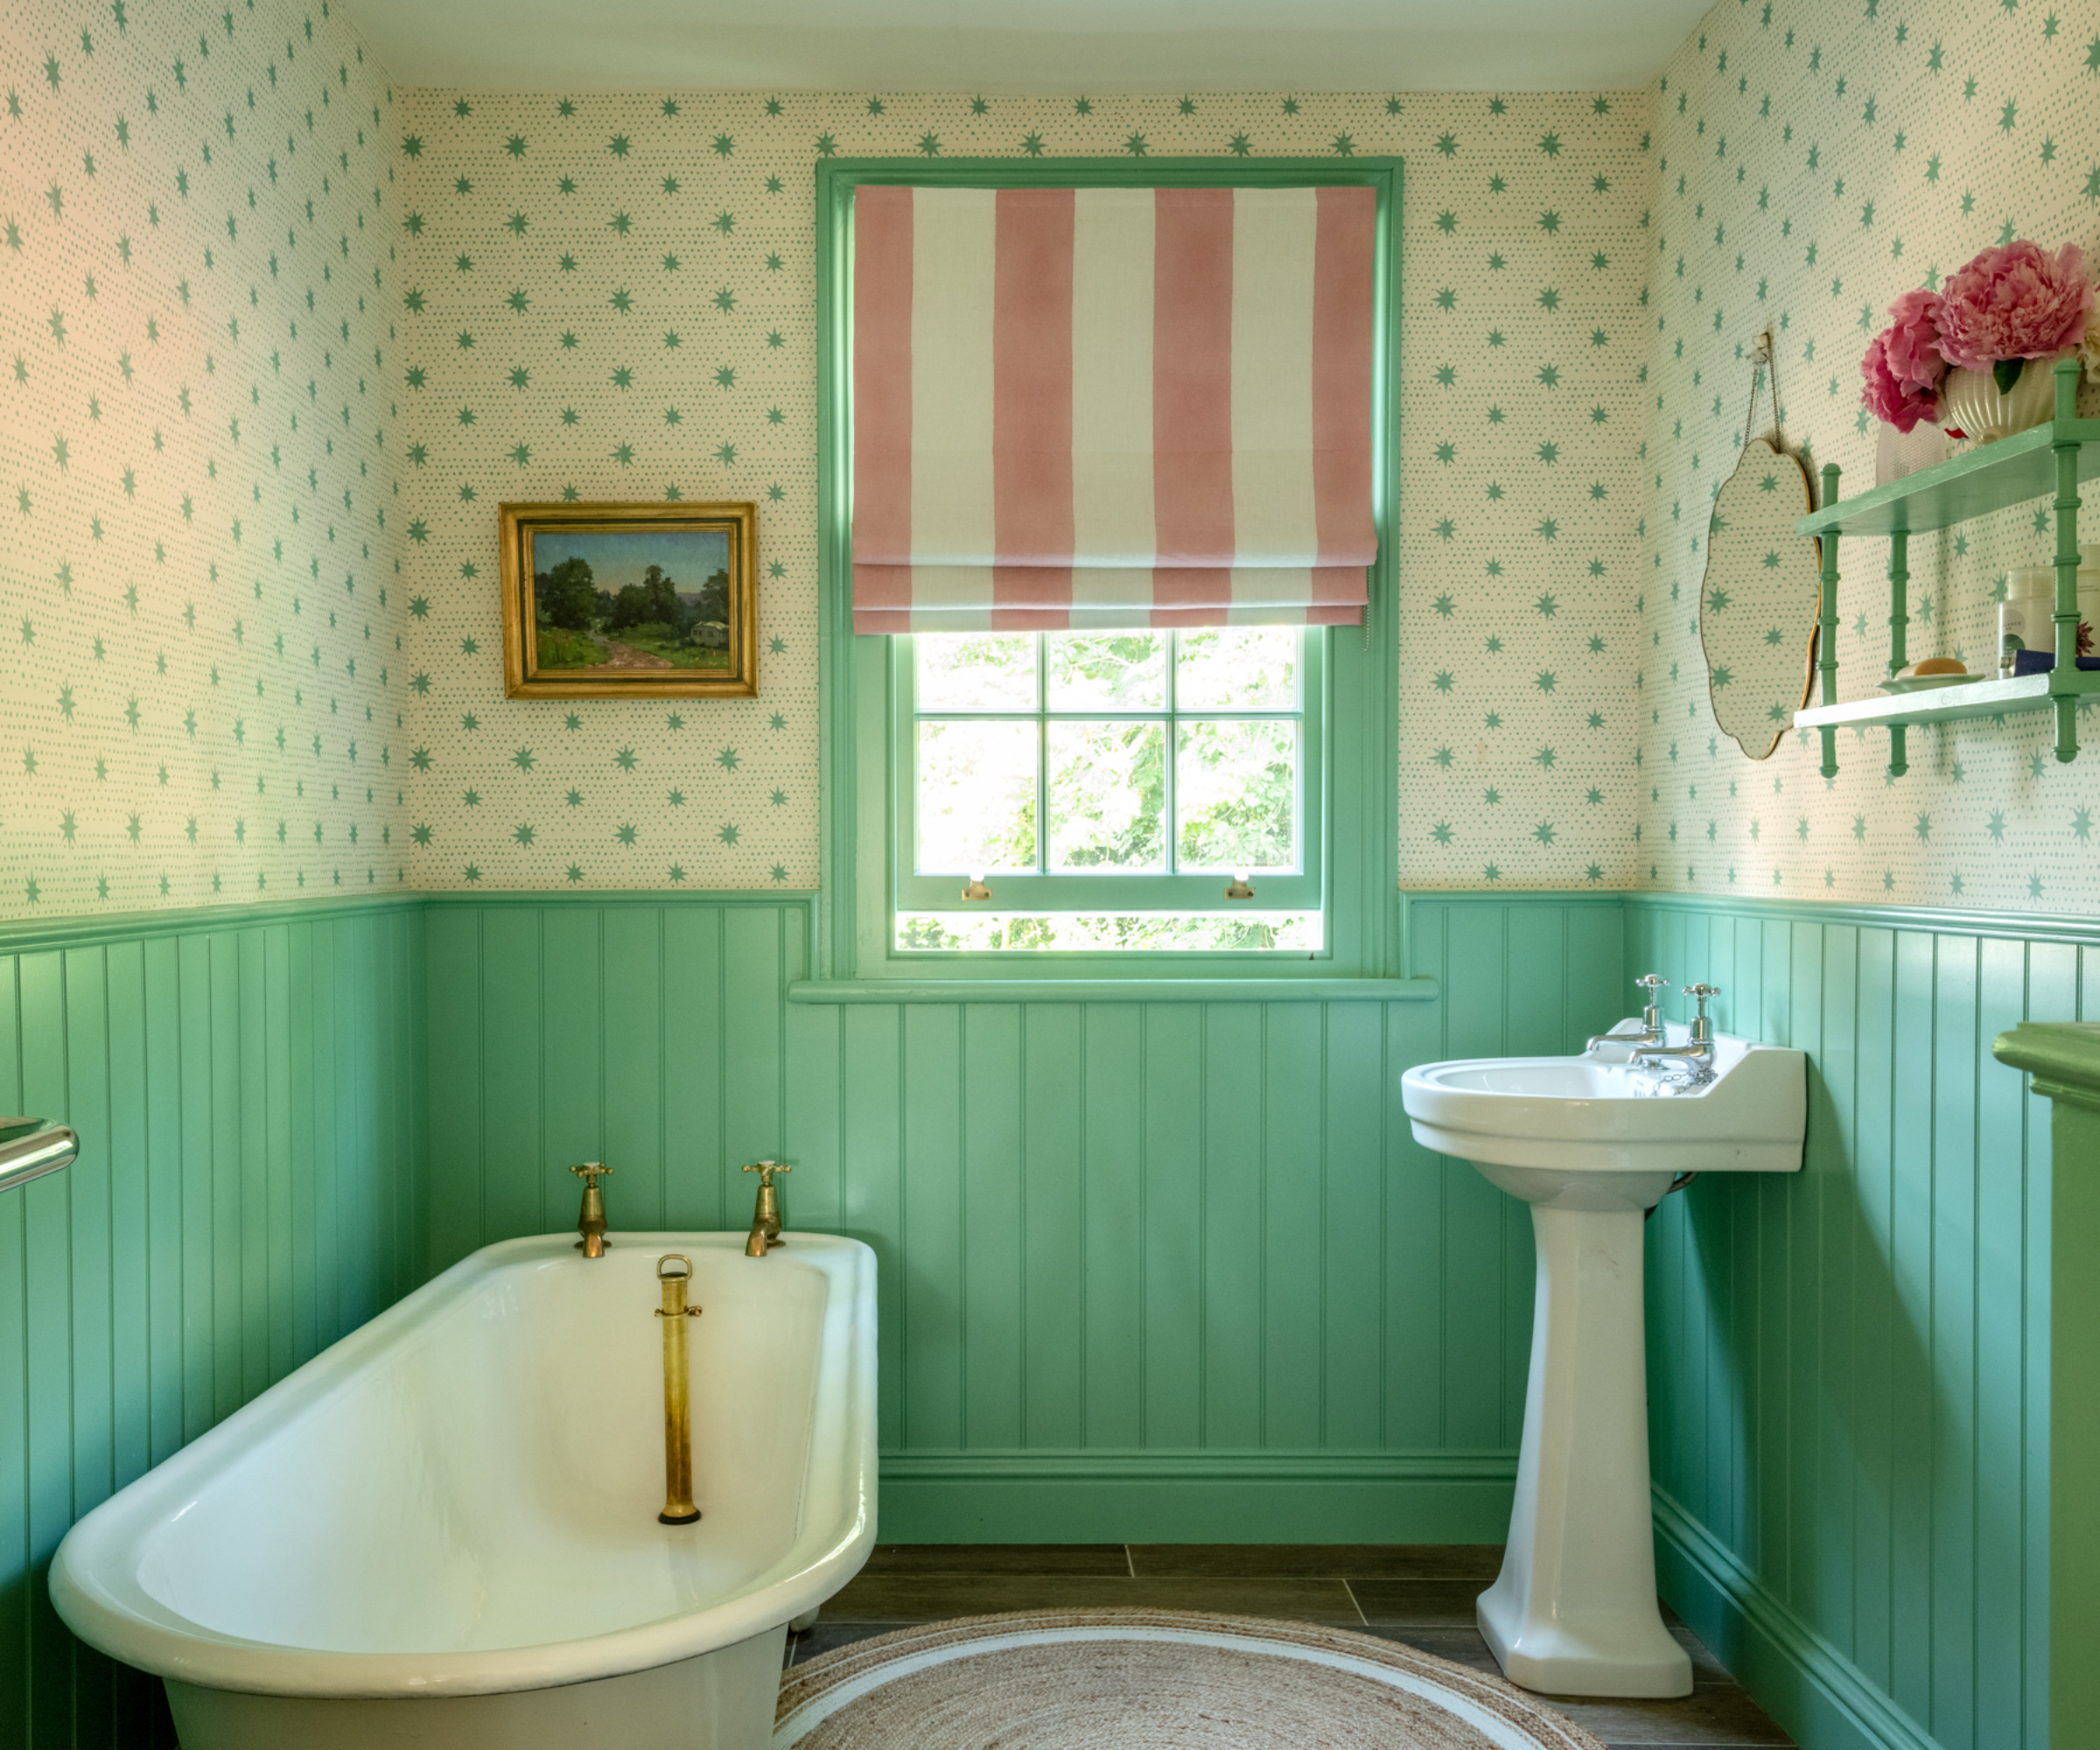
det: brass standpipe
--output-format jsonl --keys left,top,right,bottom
{"left": 654, "top": 1255, "right": 703, "bottom": 1525}
{"left": 571, "top": 1162, "right": 612, "bottom": 1257}
{"left": 743, "top": 1159, "right": 789, "bottom": 1256}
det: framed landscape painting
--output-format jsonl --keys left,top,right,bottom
{"left": 498, "top": 501, "right": 759, "bottom": 699}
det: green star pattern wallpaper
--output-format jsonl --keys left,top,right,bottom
{"left": 2, "top": 0, "right": 409, "bottom": 919}
{"left": 393, "top": 86, "right": 1653, "bottom": 895}
{"left": 10, "top": 0, "right": 2100, "bottom": 920}
{"left": 1642, "top": 0, "right": 2100, "bottom": 910}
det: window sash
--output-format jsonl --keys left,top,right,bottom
{"left": 818, "top": 157, "right": 1402, "bottom": 987}
{"left": 892, "top": 630, "right": 1325, "bottom": 914}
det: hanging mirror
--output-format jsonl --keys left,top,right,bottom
{"left": 1698, "top": 334, "right": 1823, "bottom": 760}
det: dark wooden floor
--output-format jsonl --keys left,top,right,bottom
{"left": 787, "top": 1545, "right": 1795, "bottom": 1750}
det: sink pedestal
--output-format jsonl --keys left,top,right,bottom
{"left": 1479, "top": 1200, "right": 1691, "bottom": 1699}
{"left": 1399, "top": 1028, "right": 1805, "bottom": 1698}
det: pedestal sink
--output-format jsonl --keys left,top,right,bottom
{"left": 1401, "top": 1015, "right": 1804, "bottom": 1698}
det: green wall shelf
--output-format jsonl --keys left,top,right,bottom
{"left": 1794, "top": 668, "right": 2100, "bottom": 730}
{"left": 1797, "top": 412, "right": 2100, "bottom": 538}
{"left": 1791, "top": 359, "right": 2097, "bottom": 778}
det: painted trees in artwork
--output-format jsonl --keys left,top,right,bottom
{"left": 533, "top": 553, "right": 736, "bottom": 668}
{"left": 536, "top": 556, "right": 599, "bottom": 629}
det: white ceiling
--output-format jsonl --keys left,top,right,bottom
{"left": 340, "top": 0, "right": 1712, "bottom": 94}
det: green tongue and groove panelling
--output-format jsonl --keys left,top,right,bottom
{"left": 7, "top": 0, "right": 2100, "bottom": 1745}
{"left": 0, "top": 897, "right": 2088, "bottom": 1750}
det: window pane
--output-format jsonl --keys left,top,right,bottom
{"left": 899, "top": 912, "right": 1323, "bottom": 952}
{"left": 1047, "top": 721, "right": 1166, "bottom": 872}
{"left": 1046, "top": 630, "right": 1167, "bottom": 711}
{"left": 917, "top": 719, "right": 1037, "bottom": 873}
{"left": 1175, "top": 626, "right": 1298, "bottom": 710}
{"left": 1176, "top": 720, "right": 1297, "bottom": 870}
{"left": 917, "top": 633, "right": 1038, "bottom": 710}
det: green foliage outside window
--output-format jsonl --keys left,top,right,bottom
{"left": 900, "top": 626, "right": 1316, "bottom": 951}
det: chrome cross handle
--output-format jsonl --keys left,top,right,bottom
{"left": 1630, "top": 984, "right": 1721, "bottom": 1081}
{"left": 1682, "top": 984, "right": 1720, "bottom": 1043}
{"left": 1587, "top": 974, "right": 1672, "bottom": 1054}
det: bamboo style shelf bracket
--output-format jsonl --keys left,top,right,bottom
{"left": 1816, "top": 461, "right": 1842, "bottom": 780}
{"left": 2054, "top": 402, "right": 2085, "bottom": 763}
{"left": 1793, "top": 360, "right": 2100, "bottom": 774}
{"left": 1886, "top": 528, "right": 1909, "bottom": 778}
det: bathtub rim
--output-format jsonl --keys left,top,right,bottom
{"left": 48, "top": 1230, "right": 878, "bottom": 1700}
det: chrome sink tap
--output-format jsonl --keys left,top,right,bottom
{"left": 1632, "top": 984, "right": 1720, "bottom": 1081}
{"left": 1587, "top": 974, "right": 1671, "bottom": 1054}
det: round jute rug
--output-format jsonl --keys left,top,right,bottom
{"left": 774, "top": 1610, "right": 1606, "bottom": 1749}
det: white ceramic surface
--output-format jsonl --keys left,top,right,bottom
{"left": 1939, "top": 348, "right": 2074, "bottom": 442}
{"left": 1879, "top": 672, "right": 1978, "bottom": 694}
{"left": 1401, "top": 1026, "right": 1805, "bottom": 1699}
{"left": 50, "top": 1231, "right": 878, "bottom": 1750}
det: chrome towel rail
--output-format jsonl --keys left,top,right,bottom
{"left": 0, "top": 1126, "right": 79, "bottom": 1194}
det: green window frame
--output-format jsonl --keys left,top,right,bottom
{"left": 808, "top": 158, "right": 1416, "bottom": 999}
{"left": 895, "top": 627, "right": 1324, "bottom": 919}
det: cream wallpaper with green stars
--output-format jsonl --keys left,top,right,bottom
{"left": 18, "top": 0, "right": 2100, "bottom": 920}
{"left": 1641, "top": 0, "right": 2100, "bottom": 913}
{"left": 1, "top": 0, "right": 410, "bottom": 920}
{"left": 392, "top": 87, "right": 1656, "bottom": 894}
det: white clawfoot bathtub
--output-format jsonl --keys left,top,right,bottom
{"left": 50, "top": 1231, "right": 878, "bottom": 1750}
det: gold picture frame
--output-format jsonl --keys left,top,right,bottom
{"left": 498, "top": 500, "right": 759, "bottom": 699}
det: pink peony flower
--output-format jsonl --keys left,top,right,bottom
{"left": 1861, "top": 331, "right": 1939, "bottom": 432}
{"left": 1880, "top": 287, "right": 1948, "bottom": 394}
{"left": 1936, "top": 240, "right": 2094, "bottom": 371}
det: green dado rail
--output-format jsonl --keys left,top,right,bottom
{"left": 1992, "top": 1020, "right": 2100, "bottom": 1750}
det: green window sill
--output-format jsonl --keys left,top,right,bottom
{"left": 787, "top": 976, "right": 1438, "bottom": 1004}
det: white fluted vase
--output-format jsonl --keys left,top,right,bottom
{"left": 1939, "top": 348, "right": 2076, "bottom": 442}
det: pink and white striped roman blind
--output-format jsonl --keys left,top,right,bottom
{"left": 850, "top": 184, "right": 1377, "bottom": 634}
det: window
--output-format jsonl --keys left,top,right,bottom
{"left": 814, "top": 159, "right": 1404, "bottom": 992}
{"left": 898, "top": 626, "right": 1322, "bottom": 952}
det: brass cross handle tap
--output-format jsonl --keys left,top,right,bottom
{"left": 570, "top": 1161, "right": 612, "bottom": 1258}
{"left": 743, "top": 1160, "right": 789, "bottom": 1256}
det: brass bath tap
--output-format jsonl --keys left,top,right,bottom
{"left": 571, "top": 1161, "right": 612, "bottom": 1257}
{"left": 654, "top": 1255, "right": 703, "bottom": 1524}
{"left": 743, "top": 1160, "right": 789, "bottom": 1256}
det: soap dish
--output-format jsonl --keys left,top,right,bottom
{"left": 1878, "top": 673, "right": 1976, "bottom": 694}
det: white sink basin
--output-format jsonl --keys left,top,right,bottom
{"left": 1404, "top": 1033, "right": 1805, "bottom": 1209}
{"left": 1401, "top": 1021, "right": 1804, "bottom": 1701}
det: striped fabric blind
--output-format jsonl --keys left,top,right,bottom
{"left": 850, "top": 185, "right": 1377, "bottom": 634}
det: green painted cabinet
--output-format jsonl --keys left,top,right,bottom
{"left": 1992, "top": 1022, "right": 2100, "bottom": 1750}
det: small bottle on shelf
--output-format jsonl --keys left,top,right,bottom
{"left": 2000, "top": 567, "right": 2054, "bottom": 677}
